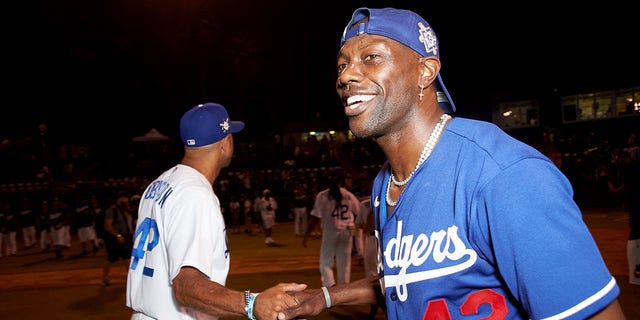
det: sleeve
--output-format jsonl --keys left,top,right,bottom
{"left": 480, "top": 159, "right": 619, "bottom": 319}
{"left": 350, "top": 193, "right": 361, "bottom": 216}
{"left": 165, "top": 188, "right": 227, "bottom": 283}
{"left": 310, "top": 194, "right": 323, "bottom": 219}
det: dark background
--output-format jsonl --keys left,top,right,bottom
{"left": 5, "top": 0, "right": 638, "bottom": 146}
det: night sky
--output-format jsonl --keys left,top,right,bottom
{"left": 5, "top": 0, "right": 638, "bottom": 146}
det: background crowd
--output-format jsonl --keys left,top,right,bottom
{"left": 0, "top": 122, "right": 638, "bottom": 258}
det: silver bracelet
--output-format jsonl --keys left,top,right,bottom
{"left": 321, "top": 286, "right": 332, "bottom": 309}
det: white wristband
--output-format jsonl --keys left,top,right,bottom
{"left": 321, "top": 286, "right": 332, "bottom": 309}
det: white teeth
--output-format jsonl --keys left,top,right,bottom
{"left": 346, "top": 94, "right": 375, "bottom": 106}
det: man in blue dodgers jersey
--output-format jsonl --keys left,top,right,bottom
{"left": 283, "top": 7, "right": 626, "bottom": 320}
{"left": 126, "top": 102, "right": 306, "bottom": 320}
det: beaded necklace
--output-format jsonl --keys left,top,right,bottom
{"left": 386, "top": 114, "right": 451, "bottom": 207}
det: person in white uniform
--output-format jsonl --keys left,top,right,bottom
{"left": 255, "top": 189, "right": 278, "bottom": 244}
{"left": 354, "top": 196, "right": 377, "bottom": 279}
{"left": 303, "top": 175, "right": 361, "bottom": 288}
{"left": 126, "top": 102, "right": 305, "bottom": 320}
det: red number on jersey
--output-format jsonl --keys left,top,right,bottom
{"left": 422, "top": 289, "right": 507, "bottom": 319}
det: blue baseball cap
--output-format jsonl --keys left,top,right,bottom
{"left": 341, "top": 7, "right": 456, "bottom": 113}
{"left": 179, "top": 102, "right": 245, "bottom": 147}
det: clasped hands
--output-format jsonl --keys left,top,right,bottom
{"left": 253, "top": 284, "right": 327, "bottom": 320}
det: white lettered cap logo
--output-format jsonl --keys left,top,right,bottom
{"left": 418, "top": 22, "right": 438, "bottom": 57}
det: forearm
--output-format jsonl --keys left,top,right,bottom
{"left": 173, "top": 267, "right": 246, "bottom": 318}
{"left": 173, "top": 267, "right": 307, "bottom": 319}
{"left": 284, "top": 275, "right": 380, "bottom": 319}
{"left": 326, "top": 275, "right": 380, "bottom": 306}
{"left": 103, "top": 219, "right": 121, "bottom": 237}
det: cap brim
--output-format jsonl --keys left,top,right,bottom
{"left": 436, "top": 74, "right": 456, "bottom": 113}
{"left": 229, "top": 121, "right": 245, "bottom": 134}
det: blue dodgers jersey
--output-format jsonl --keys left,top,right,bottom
{"left": 371, "top": 118, "right": 619, "bottom": 320}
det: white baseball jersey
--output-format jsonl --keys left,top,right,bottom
{"left": 310, "top": 187, "right": 360, "bottom": 231}
{"left": 127, "top": 164, "right": 229, "bottom": 319}
{"left": 310, "top": 186, "right": 361, "bottom": 287}
{"left": 255, "top": 196, "right": 277, "bottom": 229}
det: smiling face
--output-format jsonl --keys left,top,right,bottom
{"left": 336, "top": 33, "right": 423, "bottom": 139}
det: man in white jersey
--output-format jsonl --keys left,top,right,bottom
{"left": 126, "top": 102, "right": 305, "bottom": 320}
{"left": 303, "top": 175, "right": 360, "bottom": 288}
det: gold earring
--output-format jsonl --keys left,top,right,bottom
{"left": 419, "top": 84, "right": 424, "bottom": 101}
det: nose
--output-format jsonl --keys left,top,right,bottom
{"left": 336, "top": 63, "right": 360, "bottom": 91}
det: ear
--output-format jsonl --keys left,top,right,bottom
{"left": 219, "top": 134, "right": 232, "bottom": 152}
{"left": 418, "top": 56, "right": 441, "bottom": 87}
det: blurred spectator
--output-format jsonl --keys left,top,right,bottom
{"left": 49, "top": 197, "right": 71, "bottom": 259}
{"left": 0, "top": 202, "right": 5, "bottom": 257}
{"left": 355, "top": 196, "right": 376, "bottom": 278}
{"left": 540, "top": 128, "right": 563, "bottom": 169}
{"left": 228, "top": 195, "right": 242, "bottom": 234}
{"left": 241, "top": 192, "right": 256, "bottom": 235}
{"left": 613, "top": 145, "right": 640, "bottom": 285}
{"left": 19, "top": 196, "right": 37, "bottom": 249}
{"left": 624, "top": 131, "right": 639, "bottom": 162}
{"left": 1, "top": 199, "right": 19, "bottom": 256}
{"left": 75, "top": 201, "right": 98, "bottom": 255}
{"left": 36, "top": 199, "right": 53, "bottom": 252}
{"left": 292, "top": 188, "right": 310, "bottom": 237}
{"left": 355, "top": 195, "right": 382, "bottom": 318}
{"left": 3, "top": 200, "right": 19, "bottom": 256}
{"left": 102, "top": 195, "right": 133, "bottom": 286}
{"left": 255, "top": 189, "right": 278, "bottom": 244}
{"left": 129, "top": 194, "right": 141, "bottom": 232}
{"left": 90, "top": 195, "right": 106, "bottom": 249}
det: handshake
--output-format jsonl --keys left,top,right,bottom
{"left": 248, "top": 276, "right": 379, "bottom": 319}
{"left": 247, "top": 283, "right": 327, "bottom": 320}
